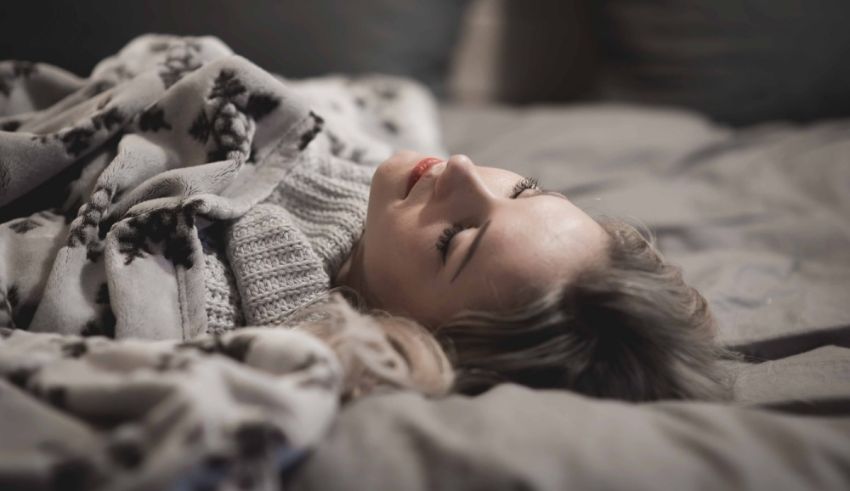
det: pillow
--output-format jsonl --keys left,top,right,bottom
{"left": 448, "top": 0, "right": 598, "bottom": 103}
{"left": 0, "top": 0, "right": 469, "bottom": 96}
{"left": 594, "top": 0, "right": 850, "bottom": 124}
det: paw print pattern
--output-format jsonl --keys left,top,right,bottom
{"left": 9, "top": 217, "right": 40, "bottom": 234}
{"left": 298, "top": 111, "right": 324, "bottom": 151}
{"left": 81, "top": 283, "right": 116, "bottom": 338}
{"left": 53, "top": 105, "right": 126, "bottom": 158}
{"left": 113, "top": 205, "right": 198, "bottom": 269}
{"left": 137, "top": 104, "right": 172, "bottom": 132}
{"left": 187, "top": 68, "right": 283, "bottom": 164}
{"left": 1, "top": 119, "right": 21, "bottom": 131}
{"left": 2, "top": 284, "right": 36, "bottom": 331}
{"left": 158, "top": 40, "right": 203, "bottom": 89}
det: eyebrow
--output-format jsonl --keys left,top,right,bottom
{"left": 450, "top": 219, "right": 492, "bottom": 283}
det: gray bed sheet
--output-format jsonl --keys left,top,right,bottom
{"left": 291, "top": 385, "right": 850, "bottom": 491}
{"left": 289, "top": 104, "right": 850, "bottom": 490}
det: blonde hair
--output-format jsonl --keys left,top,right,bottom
{"left": 288, "top": 292, "right": 454, "bottom": 401}
{"left": 434, "top": 218, "right": 732, "bottom": 401}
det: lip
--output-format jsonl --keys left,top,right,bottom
{"left": 405, "top": 157, "right": 443, "bottom": 198}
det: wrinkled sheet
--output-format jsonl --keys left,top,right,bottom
{"left": 292, "top": 384, "right": 850, "bottom": 491}
{"left": 289, "top": 104, "right": 850, "bottom": 490}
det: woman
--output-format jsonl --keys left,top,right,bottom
{"left": 0, "top": 35, "right": 726, "bottom": 404}
{"left": 330, "top": 150, "right": 726, "bottom": 401}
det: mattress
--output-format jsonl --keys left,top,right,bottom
{"left": 287, "top": 103, "right": 850, "bottom": 491}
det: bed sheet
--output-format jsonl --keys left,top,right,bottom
{"left": 290, "top": 384, "right": 850, "bottom": 491}
{"left": 288, "top": 103, "right": 850, "bottom": 491}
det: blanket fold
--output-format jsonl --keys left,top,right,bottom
{"left": 2, "top": 34, "right": 324, "bottom": 339}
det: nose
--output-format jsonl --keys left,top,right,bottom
{"left": 434, "top": 154, "right": 493, "bottom": 209}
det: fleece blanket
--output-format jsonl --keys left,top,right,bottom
{"left": 0, "top": 326, "right": 342, "bottom": 491}
{"left": 0, "top": 34, "right": 443, "bottom": 490}
{"left": 0, "top": 34, "right": 441, "bottom": 340}
{"left": 0, "top": 307, "right": 419, "bottom": 491}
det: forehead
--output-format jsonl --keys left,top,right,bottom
{"left": 462, "top": 195, "right": 607, "bottom": 310}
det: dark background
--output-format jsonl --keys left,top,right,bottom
{"left": 0, "top": 0, "right": 469, "bottom": 95}
{"left": 2, "top": 0, "right": 850, "bottom": 125}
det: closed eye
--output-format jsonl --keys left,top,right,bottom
{"left": 435, "top": 176, "right": 539, "bottom": 265}
{"left": 435, "top": 223, "right": 469, "bottom": 264}
{"left": 510, "top": 176, "right": 539, "bottom": 198}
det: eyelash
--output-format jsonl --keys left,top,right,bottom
{"left": 511, "top": 176, "right": 539, "bottom": 199}
{"left": 435, "top": 223, "right": 470, "bottom": 264}
{"left": 435, "top": 176, "right": 539, "bottom": 263}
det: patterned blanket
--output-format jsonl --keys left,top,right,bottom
{"left": 0, "top": 34, "right": 443, "bottom": 490}
{"left": 1, "top": 326, "right": 340, "bottom": 490}
{"left": 0, "top": 306, "right": 417, "bottom": 490}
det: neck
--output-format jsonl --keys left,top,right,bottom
{"left": 333, "top": 236, "right": 373, "bottom": 305}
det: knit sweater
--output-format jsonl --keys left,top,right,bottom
{"left": 199, "top": 73, "right": 445, "bottom": 333}
{"left": 203, "top": 147, "right": 374, "bottom": 331}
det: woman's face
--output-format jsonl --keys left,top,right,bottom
{"left": 347, "top": 150, "right": 609, "bottom": 328}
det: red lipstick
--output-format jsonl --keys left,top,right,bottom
{"left": 406, "top": 157, "right": 442, "bottom": 197}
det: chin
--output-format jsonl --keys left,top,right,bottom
{"left": 373, "top": 150, "right": 421, "bottom": 201}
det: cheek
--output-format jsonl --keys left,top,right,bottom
{"left": 363, "top": 214, "right": 407, "bottom": 281}
{"left": 362, "top": 213, "right": 437, "bottom": 311}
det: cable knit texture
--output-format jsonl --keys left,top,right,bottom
{"left": 194, "top": 71, "right": 444, "bottom": 332}
{"left": 201, "top": 225, "right": 245, "bottom": 333}
{"left": 220, "top": 149, "right": 374, "bottom": 326}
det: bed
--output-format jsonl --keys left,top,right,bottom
{"left": 1, "top": 1, "right": 849, "bottom": 489}
{"left": 286, "top": 103, "right": 850, "bottom": 490}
